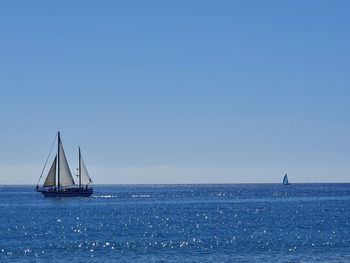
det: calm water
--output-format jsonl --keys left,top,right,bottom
{"left": 0, "top": 184, "right": 349, "bottom": 262}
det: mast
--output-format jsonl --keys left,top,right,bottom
{"left": 79, "top": 147, "right": 81, "bottom": 189}
{"left": 57, "top": 131, "right": 61, "bottom": 190}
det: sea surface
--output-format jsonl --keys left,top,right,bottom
{"left": 0, "top": 184, "right": 349, "bottom": 262}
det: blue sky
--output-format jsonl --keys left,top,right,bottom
{"left": 0, "top": 1, "right": 350, "bottom": 184}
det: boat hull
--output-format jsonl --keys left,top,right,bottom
{"left": 38, "top": 188, "right": 93, "bottom": 197}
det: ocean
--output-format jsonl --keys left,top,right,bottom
{"left": 0, "top": 184, "right": 349, "bottom": 262}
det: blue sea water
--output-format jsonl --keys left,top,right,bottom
{"left": 0, "top": 184, "right": 349, "bottom": 262}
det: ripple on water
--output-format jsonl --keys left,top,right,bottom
{"left": 0, "top": 184, "right": 350, "bottom": 262}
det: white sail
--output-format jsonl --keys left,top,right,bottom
{"left": 80, "top": 157, "right": 92, "bottom": 185}
{"left": 59, "top": 140, "right": 75, "bottom": 186}
{"left": 43, "top": 155, "right": 57, "bottom": 187}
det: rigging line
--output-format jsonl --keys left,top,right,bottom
{"left": 36, "top": 134, "right": 57, "bottom": 186}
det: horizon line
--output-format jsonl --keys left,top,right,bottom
{"left": 1, "top": 182, "right": 349, "bottom": 186}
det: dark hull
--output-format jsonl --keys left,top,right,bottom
{"left": 38, "top": 188, "right": 93, "bottom": 197}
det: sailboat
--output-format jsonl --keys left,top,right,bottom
{"left": 35, "top": 132, "right": 93, "bottom": 197}
{"left": 283, "top": 173, "right": 290, "bottom": 185}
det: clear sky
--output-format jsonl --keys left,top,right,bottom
{"left": 0, "top": 1, "right": 350, "bottom": 184}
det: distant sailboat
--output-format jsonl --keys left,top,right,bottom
{"left": 283, "top": 174, "right": 290, "bottom": 185}
{"left": 35, "top": 132, "right": 93, "bottom": 197}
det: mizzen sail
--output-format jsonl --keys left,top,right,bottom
{"left": 80, "top": 157, "right": 92, "bottom": 185}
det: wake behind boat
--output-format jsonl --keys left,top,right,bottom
{"left": 36, "top": 132, "right": 93, "bottom": 197}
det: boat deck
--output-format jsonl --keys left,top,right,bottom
{"left": 37, "top": 187, "right": 93, "bottom": 197}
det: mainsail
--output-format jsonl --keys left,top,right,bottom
{"left": 43, "top": 155, "right": 57, "bottom": 187}
{"left": 59, "top": 140, "right": 75, "bottom": 187}
{"left": 80, "top": 157, "right": 92, "bottom": 185}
